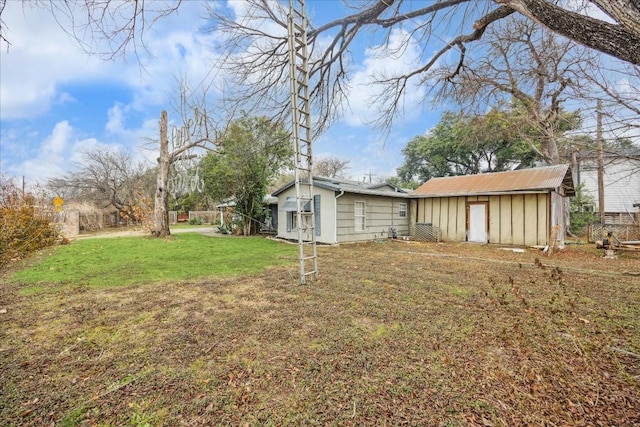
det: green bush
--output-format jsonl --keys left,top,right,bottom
{"left": 569, "top": 184, "right": 597, "bottom": 235}
{"left": 0, "top": 180, "right": 60, "bottom": 268}
{"left": 188, "top": 216, "right": 203, "bottom": 225}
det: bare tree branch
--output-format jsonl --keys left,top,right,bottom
{"left": 209, "top": 0, "right": 640, "bottom": 138}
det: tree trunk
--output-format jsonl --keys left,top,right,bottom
{"left": 596, "top": 99, "right": 605, "bottom": 222}
{"left": 502, "top": 0, "right": 640, "bottom": 65}
{"left": 153, "top": 110, "right": 171, "bottom": 237}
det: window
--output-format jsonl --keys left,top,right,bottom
{"left": 289, "top": 211, "right": 310, "bottom": 231}
{"left": 284, "top": 196, "right": 311, "bottom": 232}
{"left": 355, "top": 201, "right": 366, "bottom": 231}
{"left": 581, "top": 204, "right": 595, "bottom": 213}
{"left": 399, "top": 202, "right": 407, "bottom": 218}
{"left": 290, "top": 211, "right": 298, "bottom": 230}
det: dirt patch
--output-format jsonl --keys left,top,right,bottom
{"left": 1, "top": 241, "right": 639, "bottom": 426}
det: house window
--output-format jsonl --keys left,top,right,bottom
{"left": 399, "top": 202, "right": 407, "bottom": 218}
{"left": 285, "top": 196, "right": 311, "bottom": 232}
{"left": 355, "top": 201, "right": 366, "bottom": 231}
{"left": 289, "top": 212, "right": 309, "bottom": 231}
{"left": 581, "top": 204, "right": 595, "bottom": 213}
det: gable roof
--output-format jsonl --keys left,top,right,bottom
{"left": 411, "top": 164, "right": 575, "bottom": 197}
{"left": 272, "top": 176, "right": 409, "bottom": 198}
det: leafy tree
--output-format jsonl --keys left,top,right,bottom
{"left": 435, "top": 17, "right": 586, "bottom": 165}
{"left": 201, "top": 115, "right": 292, "bottom": 236}
{"left": 169, "top": 191, "right": 212, "bottom": 213}
{"left": 384, "top": 176, "right": 420, "bottom": 191}
{"left": 397, "top": 110, "right": 537, "bottom": 183}
{"left": 569, "top": 184, "right": 597, "bottom": 235}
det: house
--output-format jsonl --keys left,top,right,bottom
{"left": 409, "top": 164, "right": 575, "bottom": 246}
{"left": 574, "top": 148, "right": 640, "bottom": 224}
{"left": 273, "top": 176, "right": 410, "bottom": 244}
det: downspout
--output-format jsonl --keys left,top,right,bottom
{"left": 335, "top": 191, "right": 345, "bottom": 244}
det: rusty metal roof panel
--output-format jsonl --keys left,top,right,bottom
{"left": 411, "top": 165, "right": 573, "bottom": 197}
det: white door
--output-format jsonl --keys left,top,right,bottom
{"left": 468, "top": 203, "right": 487, "bottom": 243}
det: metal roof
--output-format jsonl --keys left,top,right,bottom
{"left": 411, "top": 164, "right": 575, "bottom": 197}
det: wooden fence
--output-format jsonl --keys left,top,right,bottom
{"left": 189, "top": 211, "right": 218, "bottom": 224}
{"left": 602, "top": 212, "right": 638, "bottom": 226}
{"left": 588, "top": 223, "right": 640, "bottom": 242}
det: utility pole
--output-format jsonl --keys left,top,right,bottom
{"left": 364, "top": 171, "right": 376, "bottom": 184}
{"left": 596, "top": 99, "right": 605, "bottom": 223}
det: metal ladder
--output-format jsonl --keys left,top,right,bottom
{"left": 287, "top": 0, "right": 318, "bottom": 284}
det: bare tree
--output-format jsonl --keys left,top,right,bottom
{"left": 314, "top": 156, "right": 351, "bottom": 178}
{"left": 208, "top": 0, "right": 640, "bottom": 135}
{"left": 0, "top": 0, "right": 182, "bottom": 59}
{"left": 3, "top": 1, "right": 638, "bottom": 134}
{"left": 47, "top": 147, "right": 151, "bottom": 220}
{"left": 3, "top": 1, "right": 639, "bottom": 64}
{"left": 151, "top": 85, "right": 224, "bottom": 238}
{"left": 432, "top": 17, "right": 590, "bottom": 165}
{"left": 573, "top": 60, "right": 640, "bottom": 150}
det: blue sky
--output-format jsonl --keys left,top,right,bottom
{"left": 0, "top": 0, "right": 449, "bottom": 187}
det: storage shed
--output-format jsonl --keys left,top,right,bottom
{"left": 410, "top": 165, "right": 575, "bottom": 246}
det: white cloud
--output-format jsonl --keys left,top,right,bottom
{"left": 3, "top": 118, "right": 156, "bottom": 183}
{"left": 341, "top": 27, "right": 426, "bottom": 127}
{"left": 0, "top": 1, "right": 436, "bottom": 184}
{"left": 11, "top": 121, "right": 74, "bottom": 181}
{"left": 0, "top": 1, "right": 222, "bottom": 120}
{"left": 104, "top": 103, "right": 160, "bottom": 166}
{"left": 0, "top": 4, "right": 116, "bottom": 119}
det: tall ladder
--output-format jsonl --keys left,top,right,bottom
{"left": 287, "top": 0, "right": 318, "bottom": 284}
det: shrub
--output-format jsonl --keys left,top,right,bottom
{"left": 569, "top": 184, "right": 598, "bottom": 235}
{"left": 188, "top": 216, "right": 203, "bottom": 225}
{"left": 0, "top": 178, "right": 60, "bottom": 268}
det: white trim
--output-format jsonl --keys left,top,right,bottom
{"left": 355, "top": 200, "right": 366, "bottom": 232}
{"left": 399, "top": 202, "right": 407, "bottom": 218}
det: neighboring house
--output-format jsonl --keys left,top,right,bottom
{"left": 574, "top": 148, "right": 640, "bottom": 224}
{"left": 262, "top": 195, "right": 278, "bottom": 232}
{"left": 273, "top": 176, "right": 410, "bottom": 244}
{"left": 410, "top": 164, "right": 575, "bottom": 246}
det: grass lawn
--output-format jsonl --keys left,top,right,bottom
{"left": 9, "top": 233, "right": 297, "bottom": 293}
{"left": 1, "top": 238, "right": 639, "bottom": 426}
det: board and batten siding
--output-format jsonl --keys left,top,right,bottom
{"left": 414, "top": 193, "right": 551, "bottom": 246}
{"left": 336, "top": 193, "right": 409, "bottom": 242}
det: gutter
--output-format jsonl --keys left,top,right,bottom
{"left": 408, "top": 190, "right": 550, "bottom": 198}
{"left": 335, "top": 190, "right": 345, "bottom": 244}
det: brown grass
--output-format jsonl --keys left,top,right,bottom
{"left": 1, "top": 241, "right": 639, "bottom": 426}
